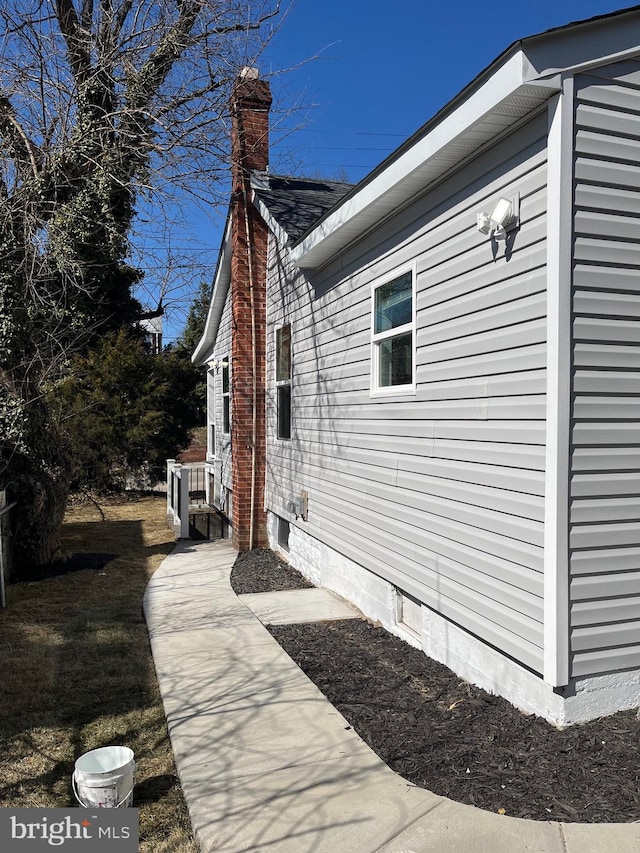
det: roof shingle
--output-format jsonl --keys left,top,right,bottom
{"left": 251, "top": 173, "right": 354, "bottom": 243}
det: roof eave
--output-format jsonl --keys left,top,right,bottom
{"left": 252, "top": 192, "right": 293, "bottom": 248}
{"left": 290, "top": 49, "right": 557, "bottom": 270}
{"left": 192, "top": 216, "right": 232, "bottom": 365}
{"left": 292, "top": 5, "right": 640, "bottom": 271}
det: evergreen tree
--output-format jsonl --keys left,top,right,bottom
{"left": 51, "top": 330, "right": 202, "bottom": 493}
{"left": 0, "top": 1, "right": 277, "bottom": 568}
{"left": 172, "top": 280, "right": 211, "bottom": 427}
{"left": 175, "top": 280, "right": 211, "bottom": 356}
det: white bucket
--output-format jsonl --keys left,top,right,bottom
{"left": 73, "top": 746, "right": 135, "bottom": 808}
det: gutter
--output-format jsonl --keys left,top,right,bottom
{"left": 289, "top": 6, "right": 640, "bottom": 270}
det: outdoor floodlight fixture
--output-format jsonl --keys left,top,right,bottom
{"left": 476, "top": 193, "right": 520, "bottom": 241}
{"left": 206, "top": 358, "right": 229, "bottom": 371}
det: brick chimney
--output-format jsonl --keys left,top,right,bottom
{"left": 229, "top": 68, "right": 271, "bottom": 550}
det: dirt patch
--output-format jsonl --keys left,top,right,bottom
{"left": 231, "top": 549, "right": 640, "bottom": 823}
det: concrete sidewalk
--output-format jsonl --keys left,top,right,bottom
{"left": 144, "top": 540, "right": 640, "bottom": 853}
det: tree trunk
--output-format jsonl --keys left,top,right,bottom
{"left": 4, "top": 403, "right": 72, "bottom": 577}
{"left": 10, "top": 466, "right": 70, "bottom": 574}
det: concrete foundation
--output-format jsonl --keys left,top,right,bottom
{"left": 267, "top": 512, "right": 640, "bottom": 727}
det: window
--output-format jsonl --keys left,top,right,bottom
{"left": 276, "top": 324, "right": 291, "bottom": 440}
{"left": 371, "top": 268, "right": 415, "bottom": 394}
{"left": 277, "top": 516, "right": 290, "bottom": 551}
{"left": 206, "top": 368, "right": 216, "bottom": 457}
{"left": 222, "top": 357, "right": 230, "bottom": 434}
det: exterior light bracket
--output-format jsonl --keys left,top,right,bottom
{"left": 476, "top": 193, "right": 520, "bottom": 240}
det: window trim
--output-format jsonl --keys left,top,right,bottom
{"left": 275, "top": 323, "right": 292, "bottom": 441}
{"left": 206, "top": 367, "right": 217, "bottom": 460}
{"left": 221, "top": 356, "right": 230, "bottom": 434}
{"left": 370, "top": 263, "right": 417, "bottom": 397}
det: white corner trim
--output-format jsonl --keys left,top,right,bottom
{"left": 543, "top": 79, "right": 574, "bottom": 687}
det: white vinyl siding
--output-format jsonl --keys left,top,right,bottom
{"left": 569, "top": 59, "right": 640, "bottom": 679}
{"left": 266, "top": 113, "right": 548, "bottom": 674}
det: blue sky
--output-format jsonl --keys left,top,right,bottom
{"left": 158, "top": 0, "right": 636, "bottom": 342}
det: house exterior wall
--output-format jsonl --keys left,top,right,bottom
{"left": 570, "top": 58, "right": 640, "bottom": 679}
{"left": 208, "top": 288, "right": 233, "bottom": 521}
{"left": 265, "top": 112, "right": 549, "bottom": 675}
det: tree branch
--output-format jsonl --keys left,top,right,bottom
{"left": 54, "top": 0, "right": 92, "bottom": 84}
{"left": 113, "top": 0, "right": 134, "bottom": 42}
{"left": 127, "top": 1, "right": 203, "bottom": 111}
{"left": 0, "top": 97, "right": 41, "bottom": 180}
{"left": 81, "top": 0, "right": 95, "bottom": 33}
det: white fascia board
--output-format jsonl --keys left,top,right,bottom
{"left": 253, "top": 195, "right": 291, "bottom": 248}
{"left": 534, "top": 43, "right": 640, "bottom": 81}
{"left": 192, "top": 217, "right": 232, "bottom": 365}
{"left": 291, "top": 51, "right": 557, "bottom": 269}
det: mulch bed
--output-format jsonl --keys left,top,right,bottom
{"left": 230, "top": 548, "right": 640, "bottom": 824}
{"left": 231, "top": 549, "right": 314, "bottom": 593}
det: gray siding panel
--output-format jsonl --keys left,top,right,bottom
{"left": 202, "top": 289, "right": 233, "bottom": 499}
{"left": 266, "top": 114, "right": 548, "bottom": 675}
{"left": 573, "top": 370, "right": 640, "bottom": 394}
{"left": 573, "top": 447, "right": 640, "bottom": 471}
{"left": 574, "top": 157, "right": 640, "bottom": 190}
{"left": 571, "top": 496, "right": 640, "bottom": 523}
{"left": 572, "top": 564, "right": 640, "bottom": 590}
{"left": 574, "top": 185, "right": 640, "bottom": 219}
{"left": 572, "top": 596, "right": 640, "bottom": 626}
{"left": 573, "top": 646, "right": 640, "bottom": 678}
{"left": 569, "top": 64, "right": 640, "bottom": 678}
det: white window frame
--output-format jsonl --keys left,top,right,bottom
{"left": 370, "top": 263, "right": 417, "bottom": 397}
{"left": 206, "top": 367, "right": 217, "bottom": 460}
{"left": 275, "top": 323, "right": 292, "bottom": 441}
{"left": 221, "top": 356, "right": 230, "bottom": 434}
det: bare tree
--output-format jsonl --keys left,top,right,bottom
{"left": 0, "top": 0, "right": 279, "bottom": 569}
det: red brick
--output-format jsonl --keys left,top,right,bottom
{"left": 229, "top": 72, "right": 270, "bottom": 551}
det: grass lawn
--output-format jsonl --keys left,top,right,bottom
{"left": 0, "top": 495, "right": 198, "bottom": 852}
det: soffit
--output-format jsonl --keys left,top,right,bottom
{"left": 290, "top": 77, "right": 557, "bottom": 270}
{"left": 291, "top": 7, "right": 640, "bottom": 271}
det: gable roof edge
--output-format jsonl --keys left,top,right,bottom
{"left": 290, "top": 7, "right": 640, "bottom": 270}
{"left": 290, "top": 49, "right": 555, "bottom": 269}
{"left": 192, "top": 215, "right": 232, "bottom": 365}
{"left": 252, "top": 191, "right": 292, "bottom": 248}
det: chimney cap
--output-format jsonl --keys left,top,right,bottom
{"left": 239, "top": 66, "right": 259, "bottom": 80}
